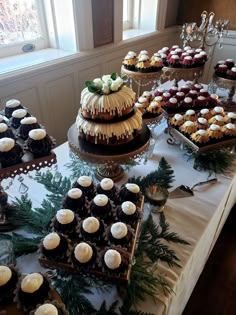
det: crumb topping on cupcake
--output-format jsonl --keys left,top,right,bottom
{"left": 100, "top": 178, "right": 114, "bottom": 190}
{"left": 0, "top": 266, "right": 12, "bottom": 286}
{"left": 125, "top": 183, "right": 140, "bottom": 193}
{"left": 29, "top": 129, "right": 46, "bottom": 140}
{"left": 43, "top": 232, "right": 60, "bottom": 250}
{"left": 21, "top": 117, "right": 37, "bottom": 125}
{"left": 104, "top": 249, "right": 121, "bottom": 270}
{"left": 56, "top": 209, "right": 75, "bottom": 224}
{"left": 121, "top": 201, "right": 136, "bottom": 215}
{"left": 12, "top": 109, "right": 27, "bottom": 118}
{"left": 77, "top": 176, "right": 92, "bottom": 187}
{"left": 110, "top": 222, "right": 128, "bottom": 239}
{"left": 82, "top": 217, "right": 100, "bottom": 233}
{"left": 68, "top": 188, "right": 82, "bottom": 199}
{"left": 0, "top": 123, "right": 8, "bottom": 133}
{"left": 21, "top": 273, "right": 43, "bottom": 293}
{"left": 6, "top": 99, "right": 21, "bottom": 108}
{"left": 74, "top": 242, "right": 93, "bottom": 263}
{"left": 93, "top": 194, "right": 108, "bottom": 206}
{"left": 0, "top": 137, "right": 15, "bottom": 152}
{"left": 35, "top": 303, "right": 58, "bottom": 315}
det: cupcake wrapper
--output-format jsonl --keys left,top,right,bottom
{"left": 29, "top": 299, "right": 69, "bottom": 315}
{"left": 68, "top": 241, "right": 98, "bottom": 271}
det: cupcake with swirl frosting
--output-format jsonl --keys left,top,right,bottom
{"left": 4, "top": 99, "right": 24, "bottom": 118}
{"left": 18, "top": 117, "right": 41, "bottom": 140}
{"left": 27, "top": 129, "right": 53, "bottom": 158}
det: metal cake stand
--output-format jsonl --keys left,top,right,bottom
{"left": 161, "top": 65, "right": 205, "bottom": 83}
{"left": 68, "top": 123, "right": 151, "bottom": 181}
{"left": 212, "top": 74, "right": 236, "bottom": 111}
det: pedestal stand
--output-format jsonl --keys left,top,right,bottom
{"left": 212, "top": 74, "right": 236, "bottom": 111}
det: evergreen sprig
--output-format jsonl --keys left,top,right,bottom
{"left": 65, "top": 153, "right": 97, "bottom": 181}
{"left": 96, "top": 300, "right": 119, "bottom": 315}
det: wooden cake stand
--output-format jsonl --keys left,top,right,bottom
{"left": 212, "top": 74, "right": 236, "bottom": 111}
{"left": 68, "top": 123, "right": 151, "bottom": 181}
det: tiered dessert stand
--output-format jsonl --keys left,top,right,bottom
{"left": 68, "top": 123, "right": 151, "bottom": 182}
{"left": 160, "top": 65, "right": 205, "bottom": 84}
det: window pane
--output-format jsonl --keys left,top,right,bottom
{"left": 0, "top": 0, "right": 43, "bottom": 45}
{"left": 123, "top": 0, "right": 128, "bottom": 22}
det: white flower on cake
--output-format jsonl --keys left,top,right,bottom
{"left": 85, "top": 73, "right": 124, "bottom": 95}
{"left": 102, "top": 83, "right": 110, "bottom": 95}
{"left": 93, "top": 78, "right": 103, "bottom": 88}
{"left": 102, "top": 75, "right": 113, "bottom": 85}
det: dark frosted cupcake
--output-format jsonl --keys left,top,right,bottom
{"left": 106, "top": 222, "right": 133, "bottom": 247}
{"left": 73, "top": 175, "right": 95, "bottom": 199}
{"left": 186, "top": 90, "right": 198, "bottom": 100}
{"left": 0, "top": 115, "right": 8, "bottom": 125}
{"left": 18, "top": 117, "right": 41, "bottom": 140}
{"left": 0, "top": 123, "right": 15, "bottom": 139}
{"left": 17, "top": 273, "right": 50, "bottom": 311}
{"left": 96, "top": 178, "right": 117, "bottom": 201}
{"left": 71, "top": 241, "right": 96, "bottom": 269}
{"left": 27, "top": 129, "right": 53, "bottom": 158}
{"left": 194, "top": 96, "right": 207, "bottom": 108}
{"left": 101, "top": 247, "right": 130, "bottom": 275}
{"left": 117, "top": 201, "right": 140, "bottom": 226}
{"left": 11, "top": 109, "right": 29, "bottom": 129}
{"left": 52, "top": 209, "right": 77, "bottom": 235}
{"left": 90, "top": 194, "right": 112, "bottom": 220}
{"left": 119, "top": 183, "right": 141, "bottom": 204}
{"left": 30, "top": 301, "right": 69, "bottom": 315}
{"left": 0, "top": 265, "right": 18, "bottom": 304}
{"left": 4, "top": 99, "right": 23, "bottom": 118}
{"left": 0, "top": 138, "right": 23, "bottom": 167}
{"left": 40, "top": 232, "right": 69, "bottom": 262}
{"left": 61, "top": 188, "right": 87, "bottom": 217}
{"left": 79, "top": 216, "right": 104, "bottom": 243}
{"left": 207, "top": 94, "right": 219, "bottom": 107}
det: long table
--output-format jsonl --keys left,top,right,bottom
{"left": 5, "top": 118, "right": 236, "bottom": 315}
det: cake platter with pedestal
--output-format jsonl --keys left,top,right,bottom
{"left": 160, "top": 65, "right": 205, "bottom": 84}
{"left": 68, "top": 123, "right": 151, "bottom": 182}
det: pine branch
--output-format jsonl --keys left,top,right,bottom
{"left": 96, "top": 300, "right": 119, "bottom": 315}
{"left": 65, "top": 154, "right": 97, "bottom": 181}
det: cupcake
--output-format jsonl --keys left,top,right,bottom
{"left": 18, "top": 117, "right": 41, "bottom": 140}
{"left": 150, "top": 56, "right": 163, "bottom": 71}
{"left": 40, "top": 232, "right": 69, "bottom": 262}
{"left": 168, "top": 54, "right": 180, "bottom": 67}
{"left": 52, "top": 209, "right": 77, "bottom": 235}
{"left": 215, "top": 64, "right": 228, "bottom": 78}
{"left": 17, "top": 273, "right": 50, "bottom": 311}
{"left": 182, "top": 56, "right": 193, "bottom": 68}
{"left": 136, "top": 96, "right": 149, "bottom": 109}
{"left": 199, "top": 88, "right": 210, "bottom": 98}
{"left": 101, "top": 247, "right": 130, "bottom": 274}
{"left": 119, "top": 183, "right": 141, "bottom": 203}
{"left": 180, "top": 85, "right": 191, "bottom": 94}
{"left": 208, "top": 115, "right": 225, "bottom": 126}
{"left": 179, "top": 121, "right": 197, "bottom": 135}
{"left": 122, "top": 52, "right": 137, "bottom": 71}
{"left": 170, "top": 113, "right": 184, "bottom": 126}
{"left": 106, "top": 222, "right": 133, "bottom": 247}
{"left": 222, "top": 123, "right": 236, "bottom": 136}
{"left": 227, "top": 112, "right": 236, "bottom": 123}
{"left": 208, "top": 124, "right": 223, "bottom": 139}
{"left": 135, "top": 55, "right": 151, "bottom": 72}
{"left": 0, "top": 265, "right": 18, "bottom": 303}
{"left": 184, "top": 109, "right": 197, "bottom": 122}
{"left": 211, "top": 106, "right": 225, "bottom": 116}
{"left": 0, "top": 123, "right": 15, "bottom": 139}
{"left": 153, "top": 96, "right": 164, "bottom": 106}
{"left": 207, "top": 94, "right": 219, "bottom": 107}
{"left": 199, "top": 51, "right": 207, "bottom": 61}
{"left": 191, "top": 129, "right": 209, "bottom": 144}
{"left": 194, "top": 96, "right": 207, "bottom": 108}
{"left": 4, "top": 99, "right": 23, "bottom": 118}
{"left": 80, "top": 216, "right": 104, "bottom": 243}
{"left": 186, "top": 49, "right": 195, "bottom": 57}
{"left": 0, "top": 138, "right": 23, "bottom": 168}
{"left": 183, "top": 46, "right": 192, "bottom": 52}
{"left": 193, "top": 53, "right": 204, "bottom": 66}
{"left": 169, "top": 86, "right": 178, "bottom": 96}
{"left": 154, "top": 87, "right": 165, "bottom": 97}
{"left": 137, "top": 50, "right": 149, "bottom": 58}
{"left": 160, "top": 53, "right": 167, "bottom": 64}
{"left": 145, "top": 101, "right": 162, "bottom": 117}
{"left": 134, "top": 102, "right": 146, "bottom": 114}
{"left": 181, "top": 97, "right": 193, "bottom": 108}
{"left": 186, "top": 90, "right": 198, "bottom": 100}
{"left": 116, "top": 201, "right": 140, "bottom": 226}
{"left": 200, "top": 108, "right": 212, "bottom": 120}
{"left": 30, "top": 301, "right": 69, "bottom": 315}
{"left": 96, "top": 178, "right": 117, "bottom": 200}
{"left": 161, "top": 47, "right": 170, "bottom": 55}
{"left": 162, "top": 92, "right": 171, "bottom": 102}
{"left": 192, "top": 83, "right": 203, "bottom": 92}
{"left": 197, "top": 117, "right": 208, "bottom": 129}
{"left": 225, "top": 58, "right": 235, "bottom": 69}
{"left": 181, "top": 52, "right": 189, "bottom": 60}
{"left": 175, "top": 91, "right": 185, "bottom": 101}
{"left": 165, "top": 97, "right": 178, "bottom": 111}
{"left": 174, "top": 48, "right": 183, "bottom": 56}
{"left": 61, "top": 188, "right": 87, "bottom": 216}
{"left": 171, "top": 45, "right": 179, "bottom": 51}
{"left": 226, "top": 67, "right": 236, "bottom": 80}
{"left": 90, "top": 194, "right": 112, "bottom": 220}
{"left": 27, "top": 129, "right": 53, "bottom": 158}
{"left": 11, "top": 109, "right": 28, "bottom": 129}
{"left": 142, "top": 91, "right": 153, "bottom": 102}
{"left": 214, "top": 60, "right": 225, "bottom": 69}
{"left": 73, "top": 175, "right": 95, "bottom": 199}
{"left": 71, "top": 241, "right": 96, "bottom": 269}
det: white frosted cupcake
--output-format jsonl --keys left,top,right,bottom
{"left": 52, "top": 209, "right": 78, "bottom": 235}
{"left": 27, "top": 129, "right": 53, "bottom": 158}
{"left": 30, "top": 300, "right": 69, "bottom": 315}
{"left": 61, "top": 188, "right": 87, "bottom": 217}
{"left": 4, "top": 99, "right": 23, "bottom": 118}
{"left": 96, "top": 178, "right": 117, "bottom": 201}
{"left": 107, "top": 222, "right": 133, "bottom": 247}
{"left": 90, "top": 194, "right": 112, "bottom": 220}
{"left": 40, "top": 232, "right": 70, "bottom": 262}
{"left": 117, "top": 200, "right": 140, "bottom": 226}
{"left": 71, "top": 241, "right": 97, "bottom": 269}
{"left": 119, "top": 183, "right": 141, "bottom": 203}
{"left": 79, "top": 216, "right": 104, "bottom": 243}
{"left": 0, "top": 265, "right": 18, "bottom": 303}
{"left": 101, "top": 247, "right": 130, "bottom": 275}
{"left": 73, "top": 175, "right": 95, "bottom": 199}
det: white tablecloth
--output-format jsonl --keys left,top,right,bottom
{"left": 4, "top": 118, "right": 236, "bottom": 315}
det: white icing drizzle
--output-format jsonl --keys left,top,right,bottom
{"left": 154, "top": 96, "right": 163, "bottom": 102}
{"left": 176, "top": 92, "right": 184, "bottom": 97}
{"left": 138, "top": 55, "right": 149, "bottom": 62}
{"left": 21, "top": 117, "right": 37, "bottom": 125}
{"left": 215, "top": 115, "right": 224, "bottom": 121}
{"left": 0, "top": 137, "right": 15, "bottom": 152}
{"left": 163, "top": 92, "right": 171, "bottom": 97}
{"left": 29, "top": 129, "right": 46, "bottom": 140}
{"left": 197, "top": 96, "right": 206, "bottom": 101}
{"left": 214, "top": 106, "right": 224, "bottom": 113}
{"left": 100, "top": 178, "right": 114, "bottom": 190}
{"left": 171, "top": 55, "right": 180, "bottom": 60}
{"left": 121, "top": 201, "right": 136, "bottom": 215}
{"left": 21, "top": 273, "right": 43, "bottom": 293}
{"left": 82, "top": 217, "right": 100, "bottom": 233}
{"left": 104, "top": 249, "right": 121, "bottom": 269}
{"left": 56, "top": 209, "right": 74, "bottom": 224}
{"left": 0, "top": 266, "right": 12, "bottom": 286}
{"left": 0, "top": 123, "right": 8, "bottom": 133}
{"left": 125, "top": 183, "right": 140, "bottom": 193}
{"left": 111, "top": 222, "right": 128, "bottom": 239}
{"left": 77, "top": 175, "right": 92, "bottom": 187}
{"left": 6, "top": 99, "right": 21, "bottom": 108}
{"left": 68, "top": 188, "right": 82, "bottom": 199}
{"left": 74, "top": 242, "right": 93, "bottom": 263}
{"left": 12, "top": 109, "right": 27, "bottom": 118}
{"left": 93, "top": 194, "right": 108, "bottom": 206}
{"left": 43, "top": 232, "right": 60, "bottom": 250}
{"left": 200, "top": 108, "right": 209, "bottom": 114}
{"left": 184, "top": 56, "right": 192, "bottom": 61}
{"left": 189, "top": 90, "right": 198, "bottom": 94}
{"left": 35, "top": 303, "right": 58, "bottom": 315}
{"left": 138, "top": 96, "right": 148, "bottom": 103}
{"left": 200, "top": 88, "right": 208, "bottom": 93}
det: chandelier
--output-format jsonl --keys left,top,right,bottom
{"left": 180, "top": 11, "right": 229, "bottom": 49}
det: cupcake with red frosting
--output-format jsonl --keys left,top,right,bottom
{"left": 215, "top": 64, "right": 228, "bottom": 78}
{"left": 181, "top": 97, "right": 193, "bottom": 109}
{"left": 168, "top": 54, "right": 180, "bottom": 67}
{"left": 226, "top": 67, "right": 236, "bottom": 80}
{"left": 175, "top": 91, "right": 185, "bottom": 101}
{"left": 207, "top": 94, "right": 219, "bottom": 107}
{"left": 194, "top": 96, "right": 207, "bottom": 108}
{"left": 182, "top": 56, "right": 193, "bottom": 68}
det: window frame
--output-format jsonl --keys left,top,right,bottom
{"left": 123, "top": 0, "right": 135, "bottom": 30}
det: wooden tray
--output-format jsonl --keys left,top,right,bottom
{"left": 39, "top": 197, "right": 144, "bottom": 284}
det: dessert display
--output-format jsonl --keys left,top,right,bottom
{"left": 76, "top": 73, "right": 143, "bottom": 145}
{"left": 214, "top": 58, "right": 236, "bottom": 79}
{"left": 39, "top": 177, "right": 144, "bottom": 282}
{"left": 134, "top": 90, "right": 163, "bottom": 120}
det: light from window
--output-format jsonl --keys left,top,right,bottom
{"left": 0, "top": 0, "right": 42, "bottom": 45}
{"left": 123, "top": 0, "right": 128, "bottom": 22}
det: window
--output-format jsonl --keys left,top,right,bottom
{"left": 123, "top": 0, "right": 133, "bottom": 30}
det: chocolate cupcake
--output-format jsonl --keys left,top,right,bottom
{"left": 73, "top": 175, "right": 95, "bottom": 199}
{"left": 106, "top": 222, "right": 133, "bottom": 247}
{"left": 11, "top": 109, "right": 28, "bottom": 129}
{"left": 79, "top": 216, "right": 104, "bottom": 243}
{"left": 0, "top": 138, "right": 23, "bottom": 167}
{"left": 96, "top": 178, "right": 117, "bottom": 201}
{"left": 61, "top": 188, "right": 87, "bottom": 217}
{"left": 90, "top": 194, "right": 112, "bottom": 220}
{"left": 27, "top": 129, "right": 53, "bottom": 158}
{"left": 71, "top": 241, "right": 96, "bottom": 269}
{"left": 0, "top": 115, "right": 8, "bottom": 125}
{"left": 101, "top": 247, "right": 130, "bottom": 275}
{"left": 4, "top": 99, "right": 24, "bottom": 118}
{"left": 119, "top": 183, "right": 141, "bottom": 204}
{"left": 52, "top": 209, "right": 78, "bottom": 235}
{"left": 0, "top": 123, "right": 15, "bottom": 139}
{"left": 40, "top": 232, "right": 69, "bottom": 262}
{"left": 18, "top": 117, "right": 41, "bottom": 140}
{"left": 117, "top": 201, "right": 140, "bottom": 226}
{"left": 17, "top": 273, "right": 51, "bottom": 311}
{"left": 0, "top": 265, "right": 18, "bottom": 303}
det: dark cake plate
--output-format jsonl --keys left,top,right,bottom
{"left": 68, "top": 123, "right": 151, "bottom": 181}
